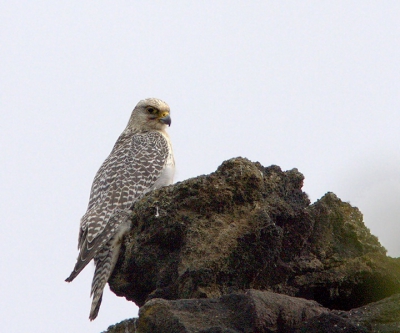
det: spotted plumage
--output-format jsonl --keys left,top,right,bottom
{"left": 66, "top": 98, "right": 174, "bottom": 320}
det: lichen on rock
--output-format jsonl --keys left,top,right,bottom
{"left": 103, "top": 157, "right": 400, "bottom": 333}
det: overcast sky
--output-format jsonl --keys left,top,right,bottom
{"left": 1, "top": 2, "right": 399, "bottom": 332}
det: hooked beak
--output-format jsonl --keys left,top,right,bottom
{"left": 159, "top": 114, "right": 171, "bottom": 126}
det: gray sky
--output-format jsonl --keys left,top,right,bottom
{"left": 1, "top": 2, "right": 399, "bottom": 332}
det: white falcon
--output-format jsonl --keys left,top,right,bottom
{"left": 66, "top": 98, "right": 174, "bottom": 320}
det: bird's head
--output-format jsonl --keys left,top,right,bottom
{"left": 126, "top": 98, "right": 171, "bottom": 132}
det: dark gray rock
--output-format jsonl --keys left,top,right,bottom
{"left": 103, "top": 294, "right": 400, "bottom": 333}
{"left": 109, "top": 158, "right": 399, "bottom": 309}
{"left": 109, "top": 158, "right": 314, "bottom": 305}
{"left": 338, "top": 293, "right": 400, "bottom": 333}
{"left": 290, "top": 193, "right": 399, "bottom": 310}
{"left": 101, "top": 158, "right": 400, "bottom": 333}
{"left": 102, "top": 318, "right": 137, "bottom": 333}
{"left": 296, "top": 312, "right": 368, "bottom": 333}
{"left": 137, "top": 290, "right": 328, "bottom": 333}
{"left": 297, "top": 293, "right": 400, "bottom": 333}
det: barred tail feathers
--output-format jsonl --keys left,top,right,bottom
{"left": 66, "top": 210, "right": 131, "bottom": 283}
{"left": 89, "top": 237, "right": 124, "bottom": 320}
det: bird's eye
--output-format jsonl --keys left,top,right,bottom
{"left": 147, "top": 107, "right": 157, "bottom": 114}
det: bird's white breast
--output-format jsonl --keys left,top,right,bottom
{"left": 151, "top": 131, "right": 174, "bottom": 190}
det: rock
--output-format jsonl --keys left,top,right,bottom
{"left": 338, "top": 293, "right": 400, "bottom": 333}
{"left": 308, "top": 192, "right": 386, "bottom": 260}
{"left": 104, "top": 293, "right": 400, "bottom": 333}
{"left": 296, "top": 312, "right": 368, "bottom": 333}
{"left": 285, "top": 251, "right": 400, "bottom": 311}
{"left": 102, "top": 157, "right": 400, "bottom": 332}
{"left": 102, "top": 318, "right": 137, "bottom": 333}
{"left": 298, "top": 293, "right": 400, "bottom": 333}
{"left": 109, "top": 158, "right": 312, "bottom": 305}
{"left": 137, "top": 290, "right": 328, "bottom": 333}
{"left": 276, "top": 192, "right": 400, "bottom": 311}
{"left": 284, "top": 193, "right": 400, "bottom": 310}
